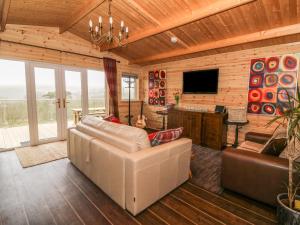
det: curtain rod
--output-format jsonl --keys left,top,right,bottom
{"left": 0, "top": 39, "right": 121, "bottom": 63}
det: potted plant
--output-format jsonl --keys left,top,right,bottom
{"left": 173, "top": 89, "right": 181, "bottom": 105}
{"left": 267, "top": 87, "right": 300, "bottom": 225}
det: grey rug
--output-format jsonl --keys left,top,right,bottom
{"left": 190, "top": 144, "right": 223, "bottom": 194}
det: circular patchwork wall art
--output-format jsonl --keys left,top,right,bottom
{"left": 251, "top": 58, "right": 265, "bottom": 74}
{"left": 262, "top": 88, "right": 277, "bottom": 103}
{"left": 248, "top": 89, "right": 262, "bottom": 102}
{"left": 159, "top": 70, "right": 166, "bottom": 79}
{"left": 264, "top": 74, "right": 278, "bottom": 87}
{"left": 276, "top": 102, "right": 290, "bottom": 115}
{"left": 148, "top": 98, "right": 154, "bottom": 105}
{"left": 280, "top": 54, "right": 299, "bottom": 71}
{"left": 266, "top": 57, "right": 279, "bottom": 72}
{"left": 278, "top": 72, "right": 296, "bottom": 88}
{"left": 159, "top": 89, "right": 165, "bottom": 97}
{"left": 248, "top": 102, "right": 262, "bottom": 114}
{"left": 159, "top": 80, "right": 166, "bottom": 88}
{"left": 160, "top": 98, "right": 165, "bottom": 106}
{"left": 149, "top": 71, "right": 154, "bottom": 80}
{"left": 277, "top": 88, "right": 295, "bottom": 103}
{"left": 249, "top": 74, "right": 263, "bottom": 88}
{"left": 154, "top": 70, "right": 160, "bottom": 79}
{"left": 262, "top": 103, "right": 276, "bottom": 115}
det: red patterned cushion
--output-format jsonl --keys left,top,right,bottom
{"left": 148, "top": 131, "right": 159, "bottom": 141}
{"left": 103, "top": 115, "right": 121, "bottom": 124}
{"left": 151, "top": 127, "right": 183, "bottom": 146}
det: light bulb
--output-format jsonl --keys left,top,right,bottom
{"left": 109, "top": 16, "right": 113, "bottom": 25}
{"left": 89, "top": 19, "right": 93, "bottom": 28}
{"left": 121, "top": 21, "right": 124, "bottom": 28}
{"left": 95, "top": 26, "right": 99, "bottom": 33}
{"left": 125, "top": 27, "right": 129, "bottom": 33}
{"left": 99, "top": 16, "right": 102, "bottom": 24}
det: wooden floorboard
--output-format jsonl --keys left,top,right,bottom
{"left": 51, "top": 159, "right": 140, "bottom": 225}
{"left": 0, "top": 151, "right": 277, "bottom": 225}
{"left": 160, "top": 194, "right": 224, "bottom": 225}
{"left": 182, "top": 182, "right": 277, "bottom": 225}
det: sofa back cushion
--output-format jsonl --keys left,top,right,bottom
{"left": 77, "top": 124, "right": 138, "bottom": 153}
{"left": 80, "top": 116, "right": 150, "bottom": 151}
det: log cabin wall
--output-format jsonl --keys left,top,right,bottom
{"left": 0, "top": 24, "right": 143, "bottom": 124}
{"left": 141, "top": 41, "right": 300, "bottom": 145}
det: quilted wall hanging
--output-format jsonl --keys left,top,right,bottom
{"left": 247, "top": 54, "right": 299, "bottom": 116}
{"left": 148, "top": 70, "right": 167, "bottom": 106}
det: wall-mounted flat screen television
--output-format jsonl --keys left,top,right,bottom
{"left": 183, "top": 69, "right": 219, "bottom": 94}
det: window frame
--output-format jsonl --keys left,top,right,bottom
{"left": 121, "top": 73, "right": 139, "bottom": 102}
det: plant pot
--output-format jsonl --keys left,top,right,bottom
{"left": 277, "top": 193, "right": 300, "bottom": 225}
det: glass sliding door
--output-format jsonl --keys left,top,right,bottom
{"left": 0, "top": 59, "right": 29, "bottom": 149}
{"left": 29, "top": 64, "right": 62, "bottom": 145}
{"left": 0, "top": 59, "right": 108, "bottom": 148}
{"left": 63, "top": 69, "right": 83, "bottom": 128}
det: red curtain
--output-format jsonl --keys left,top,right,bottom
{"left": 103, "top": 57, "right": 119, "bottom": 118}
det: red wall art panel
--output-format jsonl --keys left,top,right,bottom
{"left": 247, "top": 54, "right": 299, "bottom": 115}
{"left": 148, "top": 70, "right": 167, "bottom": 106}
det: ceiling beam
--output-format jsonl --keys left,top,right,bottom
{"left": 0, "top": 0, "right": 11, "bottom": 32}
{"left": 59, "top": 0, "right": 105, "bottom": 34}
{"left": 130, "top": 23, "right": 300, "bottom": 65}
{"left": 102, "top": 0, "right": 256, "bottom": 51}
{"left": 125, "top": 0, "right": 190, "bottom": 49}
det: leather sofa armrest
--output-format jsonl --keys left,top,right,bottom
{"left": 245, "top": 132, "right": 272, "bottom": 144}
{"left": 221, "top": 148, "right": 288, "bottom": 206}
{"left": 125, "top": 138, "right": 192, "bottom": 215}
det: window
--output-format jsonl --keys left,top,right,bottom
{"left": 87, "top": 69, "right": 106, "bottom": 114}
{"left": 121, "top": 74, "right": 139, "bottom": 101}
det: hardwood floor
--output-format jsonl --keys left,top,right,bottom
{"left": 0, "top": 151, "right": 277, "bottom": 225}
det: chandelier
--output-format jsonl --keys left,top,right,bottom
{"left": 88, "top": 0, "right": 129, "bottom": 48}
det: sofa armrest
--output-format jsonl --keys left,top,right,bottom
{"left": 221, "top": 148, "right": 288, "bottom": 206}
{"left": 245, "top": 132, "right": 272, "bottom": 144}
{"left": 125, "top": 138, "right": 192, "bottom": 215}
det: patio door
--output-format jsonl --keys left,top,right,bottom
{"left": 60, "top": 68, "right": 87, "bottom": 139}
{"left": 28, "top": 63, "right": 64, "bottom": 145}
{"left": 0, "top": 58, "right": 106, "bottom": 149}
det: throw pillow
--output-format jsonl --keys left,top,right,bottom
{"left": 151, "top": 127, "right": 183, "bottom": 146}
{"left": 148, "top": 131, "right": 158, "bottom": 141}
{"left": 103, "top": 115, "right": 121, "bottom": 124}
{"left": 261, "top": 138, "right": 287, "bottom": 156}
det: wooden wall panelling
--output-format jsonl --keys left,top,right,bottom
{"left": 141, "top": 41, "right": 300, "bottom": 145}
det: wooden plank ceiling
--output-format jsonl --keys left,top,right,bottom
{"left": 1, "top": 0, "right": 300, "bottom": 65}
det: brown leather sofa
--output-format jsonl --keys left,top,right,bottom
{"left": 221, "top": 132, "right": 288, "bottom": 206}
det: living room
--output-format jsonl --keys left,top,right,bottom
{"left": 0, "top": 0, "right": 299, "bottom": 224}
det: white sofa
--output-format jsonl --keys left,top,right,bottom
{"left": 67, "top": 116, "right": 192, "bottom": 215}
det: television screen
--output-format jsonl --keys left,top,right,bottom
{"left": 183, "top": 69, "right": 219, "bottom": 94}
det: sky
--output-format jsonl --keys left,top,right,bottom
{"left": 0, "top": 59, "right": 105, "bottom": 89}
{"left": 0, "top": 59, "right": 106, "bottom": 99}
{"left": 0, "top": 59, "right": 26, "bottom": 86}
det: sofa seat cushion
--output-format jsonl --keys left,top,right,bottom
{"left": 237, "top": 141, "right": 265, "bottom": 153}
{"left": 81, "top": 116, "right": 150, "bottom": 150}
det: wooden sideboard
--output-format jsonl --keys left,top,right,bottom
{"left": 167, "top": 108, "right": 227, "bottom": 150}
